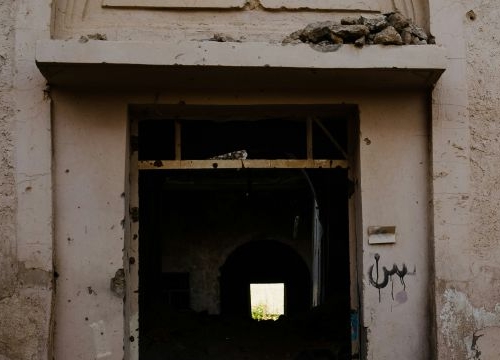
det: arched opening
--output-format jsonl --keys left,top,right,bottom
{"left": 220, "top": 240, "right": 311, "bottom": 318}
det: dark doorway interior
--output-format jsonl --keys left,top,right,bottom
{"left": 137, "top": 116, "right": 352, "bottom": 360}
{"left": 220, "top": 240, "right": 311, "bottom": 318}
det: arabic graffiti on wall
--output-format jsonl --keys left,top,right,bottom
{"left": 368, "top": 253, "right": 416, "bottom": 302}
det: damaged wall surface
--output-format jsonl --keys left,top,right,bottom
{"left": 1, "top": 0, "right": 500, "bottom": 359}
{"left": 431, "top": 0, "right": 500, "bottom": 359}
{"left": 52, "top": 93, "right": 127, "bottom": 360}
{"left": 52, "top": 0, "right": 430, "bottom": 43}
{"left": 0, "top": 1, "right": 53, "bottom": 360}
{"left": 49, "top": 89, "right": 431, "bottom": 359}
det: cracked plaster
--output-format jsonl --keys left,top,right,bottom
{"left": 430, "top": 0, "right": 500, "bottom": 358}
{"left": 440, "top": 289, "right": 500, "bottom": 360}
{"left": 1, "top": 0, "right": 500, "bottom": 358}
{"left": 0, "top": 0, "right": 53, "bottom": 359}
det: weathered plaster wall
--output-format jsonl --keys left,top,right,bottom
{"left": 359, "top": 92, "right": 430, "bottom": 359}
{"left": 465, "top": 1, "right": 500, "bottom": 313}
{"left": 430, "top": 0, "right": 500, "bottom": 358}
{"left": 0, "top": 1, "right": 53, "bottom": 359}
{"left": 52, "top": 92, "right": 127, "bottom": 360}
{"left": 51, "top": 0, "right": 429, "bottom": 42}
{"left": 4, "top": 0, "right": 500, "bottom": 358}
{"left": 50, "top": 89, "right": 430, "bottom": 359}
{"left": 0, "top": 0, "right": 18, "bottom": 303}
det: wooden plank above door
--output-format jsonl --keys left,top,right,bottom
{"left": 138, "top": 159, "right": 348, "bottom": 170}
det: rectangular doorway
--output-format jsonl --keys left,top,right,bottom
{"left": 127, "top": 105, "right": 359, "bottom": 360}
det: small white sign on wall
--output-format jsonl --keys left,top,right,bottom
{"left": 368, "top": 226, "right": 396, "bottom": 244}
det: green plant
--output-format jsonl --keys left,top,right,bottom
{"left": 251, "top": 303, "right": 280, "bottom": 321}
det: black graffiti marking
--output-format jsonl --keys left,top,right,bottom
{"left": 368, "top": 253, "right": 383, "bottom": 302}
{"left": 471, "top": 331, "right": 484, "bottom": 360}
{"left": 368, "top": 253, "right": 412, "bottom": 302}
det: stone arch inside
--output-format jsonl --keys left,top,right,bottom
{"left": 219, "top": 239, "right": 311, "bottom": 317}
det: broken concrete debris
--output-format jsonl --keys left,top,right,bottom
{"left": 283, "top": 12, "right": 433, "bottom": 48}
{"left": 210, "top": 33, "right": 241, "bottom": 43}
{"left": 78, "top": 33, "right": 108, "bottom": 43}
{"left": 209, "top": 150, "right": 248, "bottom": 160}
{"left": 386, "top": 12, "right": 410, "bottom": 32}
{"left": 359, "top": 15, "right": 389, "bottom": 33}
{"left": 87, "top": 33, "right": 107, "bottom": 40}
{"left": 373, "top": 26, "right": 403, "bottom": 45}
{"left": 331, "top": 24, "right": 370, "bottom": 41}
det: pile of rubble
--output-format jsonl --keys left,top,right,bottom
{"left": 283, "top": 12, "right": 434, "bottom": 48}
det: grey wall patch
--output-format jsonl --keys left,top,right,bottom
{"left": 440, "top": 289, "right": 500, "bottom": 359}
{"left": 89, "top": 320, "right": 112, "bottom": 359}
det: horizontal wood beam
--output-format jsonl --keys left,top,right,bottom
{"left": 139, "top": 159, "right": 348, "bottom": 170}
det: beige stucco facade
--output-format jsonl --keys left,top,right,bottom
{"left": 0, "top": 0, "right": 499, "bottom": 359}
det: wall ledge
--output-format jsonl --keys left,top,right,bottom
{"left": 36, "top": 40, "right": 446, "bottom": 90}
{"left": 101, "top": 0, "right": 381, "bottom": 11}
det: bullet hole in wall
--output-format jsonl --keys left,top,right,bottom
{"left": 467, "top": 10, "right": 477, "bottom": 21}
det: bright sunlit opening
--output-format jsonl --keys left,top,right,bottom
{"left": 250, "top": 283, "right": 285, "bottom": 321}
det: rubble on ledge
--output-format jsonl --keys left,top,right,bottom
{"left": 283, "top": 12, "right": 435, "bottom": 49}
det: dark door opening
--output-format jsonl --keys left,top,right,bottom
{"left": 136, "top": 112, "right": 353, "bottom": 360}
{"left": 220, "top": 240, "right": 311, "bottom": 318}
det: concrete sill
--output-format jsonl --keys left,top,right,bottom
{"left": 36, "top": 40, "right": 446, "bottom": 90}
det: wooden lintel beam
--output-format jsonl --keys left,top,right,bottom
{"left": 138, "top": 159, "right": 348, "bottom": 170}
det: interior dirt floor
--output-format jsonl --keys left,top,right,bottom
{"left": 140, "top": 303, "right": 351, "bottom": 360}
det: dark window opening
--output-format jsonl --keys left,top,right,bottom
{"left": 138, "top": 114, "right": 352, "bottom": 360}
{"left": 138, "top": 115, "right": 348, "bottom": 161}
